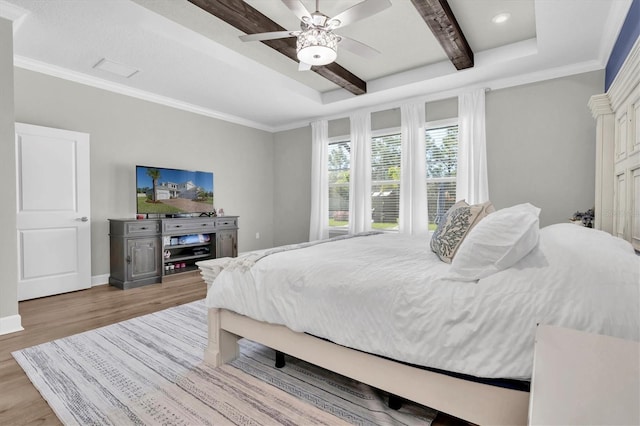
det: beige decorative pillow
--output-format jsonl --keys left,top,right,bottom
{"left": 430, "top": 200, "right": 495, "bottom": 263}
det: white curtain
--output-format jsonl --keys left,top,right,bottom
{"left": 348, "top": 112, "right": 372, "bottom": 234}
{"left": 457, "top": 89, "right": 490, "bottom": 204}
{"left": 399, "top": 102, "right": 428, "bottom": 235}
{"left": 309, "top": 120, "right": 329, "bottom": 241}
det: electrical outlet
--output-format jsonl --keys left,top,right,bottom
{"left": 255, "top": 232, "right": 260, "bottom": 239}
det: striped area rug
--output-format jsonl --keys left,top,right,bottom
{"left": 13, "top": 300, "right": 436, "bottom": 425}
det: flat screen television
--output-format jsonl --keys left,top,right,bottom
{"left": 136, "top": 165, "right": 214, "bottom": 216}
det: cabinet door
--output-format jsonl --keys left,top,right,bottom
{"left": 216, "top": 230, "right": 237, "bottom": 258}
{"left": 126, "top": 237, "right": 161, "bottom": 281}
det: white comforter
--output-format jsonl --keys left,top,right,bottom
{"left": 202, "top": 224, "right": 640, "bottom": 380}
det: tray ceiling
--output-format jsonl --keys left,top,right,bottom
{"left": 1, "top": 0, "right": 632, "bottom": 131}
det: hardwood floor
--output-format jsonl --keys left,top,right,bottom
{"left": 0, "top": 275, "right": 207, "bottom": 425}
{"left": 0, "top": 274, "right": 465, "bottom": 426}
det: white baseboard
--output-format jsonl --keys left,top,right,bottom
{"left": 1, "top": 276, "right": 109, "bottom": 336}
{"left": 0, "top": 314, "right": 24, "bottom": 336}
{"left": 91, "top": 274, "right": 110, "bottom": 287}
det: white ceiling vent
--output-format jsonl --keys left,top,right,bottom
{"left": 93, "top": 58, "right": 139, "bottom": 78}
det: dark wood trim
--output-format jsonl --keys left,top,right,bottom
{"left": 409, "top": 0, "right": 474, "bottom": 70}
{"left": 187, "top": 0, "right": 367, "bottom": 95}
{"left": 314, "top": 62, "right": 367, "bottom": 96}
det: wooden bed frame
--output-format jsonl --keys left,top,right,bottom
{"left": 205, "top": 306, "right": 530, "bottom": 425}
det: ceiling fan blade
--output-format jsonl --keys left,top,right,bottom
{"left": 329, "top": 0, "right": 391, "bottom": 28}
{"left": 298, "top": 61, "right": 312, "bottom": 71}
{"left": 338, "top": 36, "right": 381, "bottom": 59}
{"left": 239, "top": 31, "right": 298, "bottom": 42}
{"left": 281, "top": 0, "right": 312, "bottom": 23}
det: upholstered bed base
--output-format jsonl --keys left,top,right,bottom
{"left": 206, "top": 307, "right": 530, "bottom": 425}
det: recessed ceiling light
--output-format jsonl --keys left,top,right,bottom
{"left": 491, "top": 12, "right": 511, "bottom": 24}
{"left": 93, "top": 58, "right": 139, "bottom": 78}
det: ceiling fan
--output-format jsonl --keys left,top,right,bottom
{"left": 239, "top": 0, "right": 392, "bottom": 70}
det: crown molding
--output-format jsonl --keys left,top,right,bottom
{"left": 588, "top": 94, "right": 613, "bottom": 118}
{"left": 0, "top": 0, "right": 29, "bottom": 33}
{"left": 13, "top": 55, "right": 276, "bottom": 133}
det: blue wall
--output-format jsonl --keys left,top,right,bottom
{"left": 605, "top": 0, "right": 640, "bottom": 90}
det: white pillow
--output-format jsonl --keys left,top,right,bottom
{"left": 430, "top": 200, "right": 495, "bottom": 263}
{"left": 449, "top": 203, "right": 541, "bottom": 280}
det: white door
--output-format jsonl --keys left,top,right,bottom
{"left": 15, "top": 123, "right": 91, "bottom": 301}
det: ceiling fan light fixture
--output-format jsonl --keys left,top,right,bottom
{"left": 296, "top": 28, "right": 338, "bottom": 66}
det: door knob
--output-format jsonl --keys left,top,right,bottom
{"left": 76, "top": 216, "right": 89, "bottom": 222}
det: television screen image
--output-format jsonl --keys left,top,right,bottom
{"left": 136, "top": 165, "right": 214, "bottom": 215}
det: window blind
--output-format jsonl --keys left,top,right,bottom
{"left": 371, "top": 133, "right": 401, "bottom": 230}
{"left": 426, "top": 125, "right": 459, "bottom": 229}
{"left": 328, "top": 140, "right": 350, "bottom": 228}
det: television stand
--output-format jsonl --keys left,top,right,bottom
{"left": 108, "top": 216, "right": 238, "bottom": 289}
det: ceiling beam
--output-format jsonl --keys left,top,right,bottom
{"left": 187, "top": 0, "right": 367, "bottom": 95}
{"left": 410, "top": 0, "right": 474, "bottom": 70}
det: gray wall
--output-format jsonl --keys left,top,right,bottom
{"left": 372, "top": 108, "right": 401, "bottom": 130}
{"left": 328, "top": 117, "right": 349, "bottom": 138}
{"left": 0, "top": 18, "right": 18, "bottom": 322}
{"left": 14, "top": 68, "right": 276, "bottom": 280}
{"left": 327, "top": 99, "right": 458, "bottom": 139}
{"left": 486, "top": 71, "right": 601, "bottom": 225}
{"left": 427, "top": 98, "right": 458, "bottom": 122}
{"left": 9, "top": 66, "right": 603, "bottom": 283}
{"left": 273, "top": 70, "right": 603, "bottom": 242}
{"left": 273, "top": 126, "right": 312, "bottom": 246}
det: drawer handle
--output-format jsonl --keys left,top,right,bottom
{"left": 175, "top": 225, "right": 182, "bottom": 228}
{"left": 202, "top": 224, "right": 208, "bottom": 226}
{"left": 140, "top": 227, "right": 147, "bottom": 230}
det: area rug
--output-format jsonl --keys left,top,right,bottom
{"left": 13, "top": 300, "right": 437, "bottom": 425}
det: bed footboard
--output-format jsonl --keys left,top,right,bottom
{"left": 204, "top": 307, "right": 240, "bottom": 366}
{"left": 206, "top": 308, "right": 529, "bottom": 425}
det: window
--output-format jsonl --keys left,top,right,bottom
{"left": 327, "top": 121, "right": 458, "bottom": 232}
{"left": 426, "top": 121, "right": 459, "bottom": 230}
{"left": 328, "top": 140, "right": 350, "bottom": 229}
{"left": 371, "top": 132, "right": 401, "bottom": 230}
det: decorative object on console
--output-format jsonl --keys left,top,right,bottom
{"left": 570, "top": 208, "right": 594, "bottom": 228}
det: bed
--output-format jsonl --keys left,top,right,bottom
{"left": 197, "top": 205, "right": 640, "bottom": 425}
